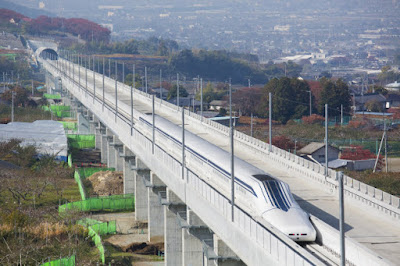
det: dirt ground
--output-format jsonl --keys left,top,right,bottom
{"left": 90, "top": 212, "right": 164, "bottom": 265}
{"left": 388, "top": 158, "right": 400, "bottom": 172}
{"left": 88, "top": 171, "right": 124, "bottom": 196}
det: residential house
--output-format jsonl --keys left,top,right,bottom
{"left": 297, "top": 142, "right": 340, "bottom": 164}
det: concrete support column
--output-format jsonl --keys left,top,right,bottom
{"left": 106, "top": 128, "right": 115, "bottom": 168}
{"left": 112, "top": 136, "right": 123, "bottom": 171}
{"left": 211, "top": 235, "right": 244, "bottom": 266}
{"left": 147, "top": 173, "right": 166, "bottom": 242}
{"left": 164, "top": 189, "right": 185, "bottom": 266}
{"left": 122, "top": 145, "right": 135, "bottom": 194}
{"left": 100, "top": 126, "right": 108, "bottom": 164}
{"left": 94, "top": 121, "right": 102, "bottom": 150}
{"left": 134, "top": 158, "right": 149, "bottom": 221}
{"left": 182, "top": 209, "right": 213, "bottom": 266}
{"left": 77, "top": 110, "right": 90, "bottom": 134}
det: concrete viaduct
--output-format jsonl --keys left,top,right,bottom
{"left": 37, "top": 49, "right": 400, "bottom": 266}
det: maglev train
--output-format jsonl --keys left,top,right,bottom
{"left": 137, "top": 113, "right": 316, "bottom": 242}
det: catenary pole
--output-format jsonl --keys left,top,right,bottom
{"left": 177, "top": 73, "right": 180, "bottom": 108}
{"left": 269, "top": 92, "right": 272, "bottom": 152}
{"left": 182, "top": 106, "right": 185, "bottom": 180}
{"left": 152, "top": 95, "right": 155, "bottom": 154}
{"left": 115, "top": 61, "right": 118, "bottom": 121}
{"left": 93, "top": 56, "right": 95, "bottom": 102}
{"left": 102, "top": 57, "right": 105, "bottom": 110}
{"left": 230, "top": 79, "right": 235, "bottom": 222}
{"left": 339, "top": 171, "right": 345, "bottom": 266}
{"left": 325, "top": 104, "right": 329, "bottom": 178}
{"left": 200, "top": 78, "right": 203, "bottom": 120}
{"left": 145, "top": 66, "right": 148, "bottom": 94}
{"left": 251, "top": 113, "right": 253, "bottom": 137}
{"left": 159, "top": 69, "right": 162, "bottom": 99}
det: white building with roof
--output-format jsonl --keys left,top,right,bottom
{"left": 0, "top": 120, "right": 67, "bottom": 161}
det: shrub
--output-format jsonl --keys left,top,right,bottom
{"left": 301, "top": 114, "right": 324, "bottom": 124}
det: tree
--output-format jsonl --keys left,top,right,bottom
{"left": 124, "top": 73, "right": 141, "bottom": 88}
{"left": 1, "top": 86, "right": 30, "bottom": 107}
{"left": 167, "top": 85, "right": 188, "bottom": 100}
{"left": 257, "top": 77, "right": 311, "bottom": 123}
{"left": 231, "top": 87, "right": 262, "bottom": 116}
{"left": 318, "top": 78, "right": 351, "bottom": 117}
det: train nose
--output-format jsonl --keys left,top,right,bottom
{"left": 262, "top": 208, "right": 316, "bottom": 242}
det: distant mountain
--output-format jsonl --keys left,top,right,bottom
{"left": 0, "top": 0, "right": 53, "bottom": 18}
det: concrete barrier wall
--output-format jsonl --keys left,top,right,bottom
{"left": 43, "top": 59, "right": 324, "bottom": 266}
{"left": 311, "top": 216, "right": 393, "bottom": 266}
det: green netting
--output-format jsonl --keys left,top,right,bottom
{"left": 55, "top": 111, "right": 74, "bottom": 118}
{"left": 50, "top": 105, "right": 71, "bottom": 112}
{"left": 43, "top": 93, "right": 61, "bottom": 99}
{"left": 67, "top": 134, "right": 95, "bottom": 149}
{"left": 88, "top": 227, "right": 105, "bottom": 264}
{"left": 60, "top": 122, "right": 77, "bottom": 131}
{"left": 67, "top": 154, "right": 72, "bottom": 168}
{"left": 77, "top": 167, "right": 115, "bottom": 179}
{"left": 77, "top": 219, "right": 117, "bottom": 235}
{"left": 40, "top": 255, "right": 75, "bottom": 266}
{"left": 74, "top": 171, "right": 86, "bottom": 200}
{"left": 59, "top": 194, "right": 135, "bottom": 214}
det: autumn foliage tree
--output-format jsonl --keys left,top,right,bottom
{"left": 271, "top": 135, "right": 296, "bottom": 151}
{"left": 25, "top": 16, "right": 110, "bottom": 42}
{"left": 232, "top": 87, "right": 262, "bottom": 116}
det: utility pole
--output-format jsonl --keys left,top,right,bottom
{"left": 229, "top": 79, "right": 235, "bottom": 222}
{"left": 308, "top": 90, "right": 312, "bottom": 116}
{"left": 325, "top": 104, "right": 329, "bottom": 178}
{"left": 248, "top": 79, "right": 251, "bottom": 88}
{"left": 31, "top": 78, "right": 34, "bottom": 96}
{"left": 385, "top": 119, "right": 388, "bottom": 172}
{"left": 269, "top": 92, "right": 272, "bottom": 152}
{"left": 338, "top": 171, "right": 345, "bottom": 266}
{"left": 341, "top": 104, "right": 343, "bottom": 126}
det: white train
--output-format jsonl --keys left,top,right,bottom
{"left": 138, "top": 113, "right": 316, "bottom": 242}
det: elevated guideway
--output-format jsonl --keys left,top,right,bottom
{"left": 41, "top": 56, "right": 399, "bottom": 265}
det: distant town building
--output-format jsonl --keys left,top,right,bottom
{"left": 209, "top": 100, "right": 227, "bottom": 111}
{"left": 353, "top": 93, "right": 386, "bottom": 112}
{"left": 385, "top": 81, "right": 400, "bottom": 92}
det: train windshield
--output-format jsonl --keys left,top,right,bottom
{"left": 254, "top": 175, "right": 291, "bottom": 212}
